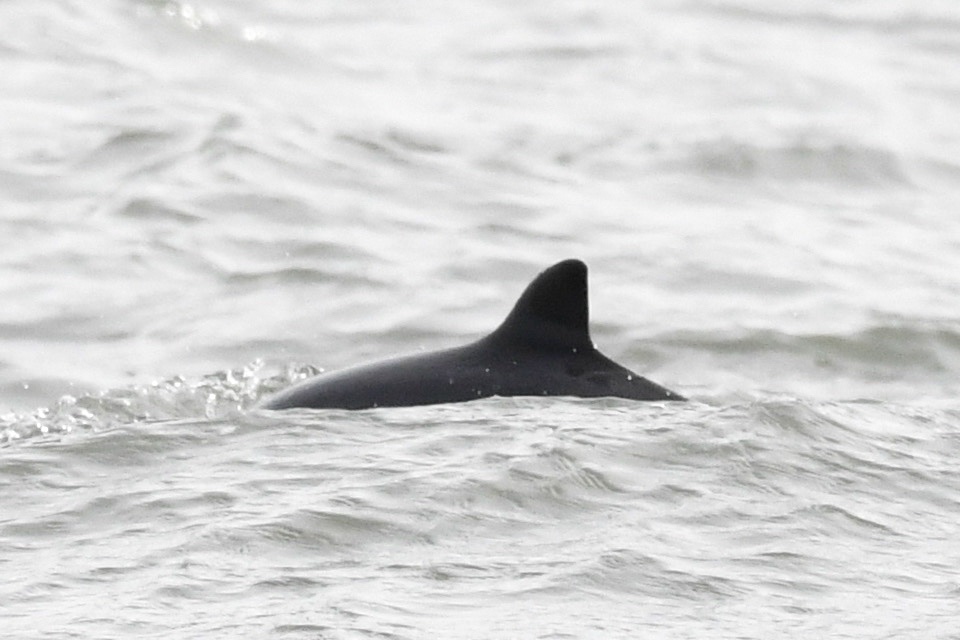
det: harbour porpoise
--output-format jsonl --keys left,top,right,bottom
{"left": 260, "top": 258, "right": 684, "bottom": 410}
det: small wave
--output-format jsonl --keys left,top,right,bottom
{"left": 468, "top": 42, "right": 628, "bottom": 62}
{"left": 699, "top": 2, "right": 960, "bottom": 37}
{"left": 336, "top": 127, "right": 451, "bottom": 166}
{"left": 573, "top": 548, "right": 743, "bottom": 600}
{"left": 799, "top": 503, "right": 899, "bottom": 536}
{"left": 249, "top": 508, "right": 420, "bottom": 549}
{"left": 677, "top": 138, "right": 909, "bottom": 187}
{"left": 662, "top": 321, "right": 960, "bottom": 386}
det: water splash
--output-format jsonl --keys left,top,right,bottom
{"left": 0, "top": 360, "right": 318, "bottom": 445}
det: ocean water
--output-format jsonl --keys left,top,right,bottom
{"left": 3, "top": 0, "right": 960, "bottom": 637}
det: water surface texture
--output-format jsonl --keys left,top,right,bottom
{"left": 3, "top": 1, "right": 960, "bottom": 638}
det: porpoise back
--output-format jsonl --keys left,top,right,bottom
{"left": 261, "top": 259, "right": 683, "bottom": 410}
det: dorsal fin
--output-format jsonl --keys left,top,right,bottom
{"left": 487, "top": 259, "right": 593, "bottom": 351}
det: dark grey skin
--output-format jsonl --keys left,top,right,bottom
{"left": 260, "top": 259, "right": 684, "bottom": 410}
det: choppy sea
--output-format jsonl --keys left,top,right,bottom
{"left": 3, "top": 1, "right": 960, "bottom": 638}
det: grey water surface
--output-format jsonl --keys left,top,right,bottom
{"left": 3, "top": 1, "right": 960, "bottom": 638}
